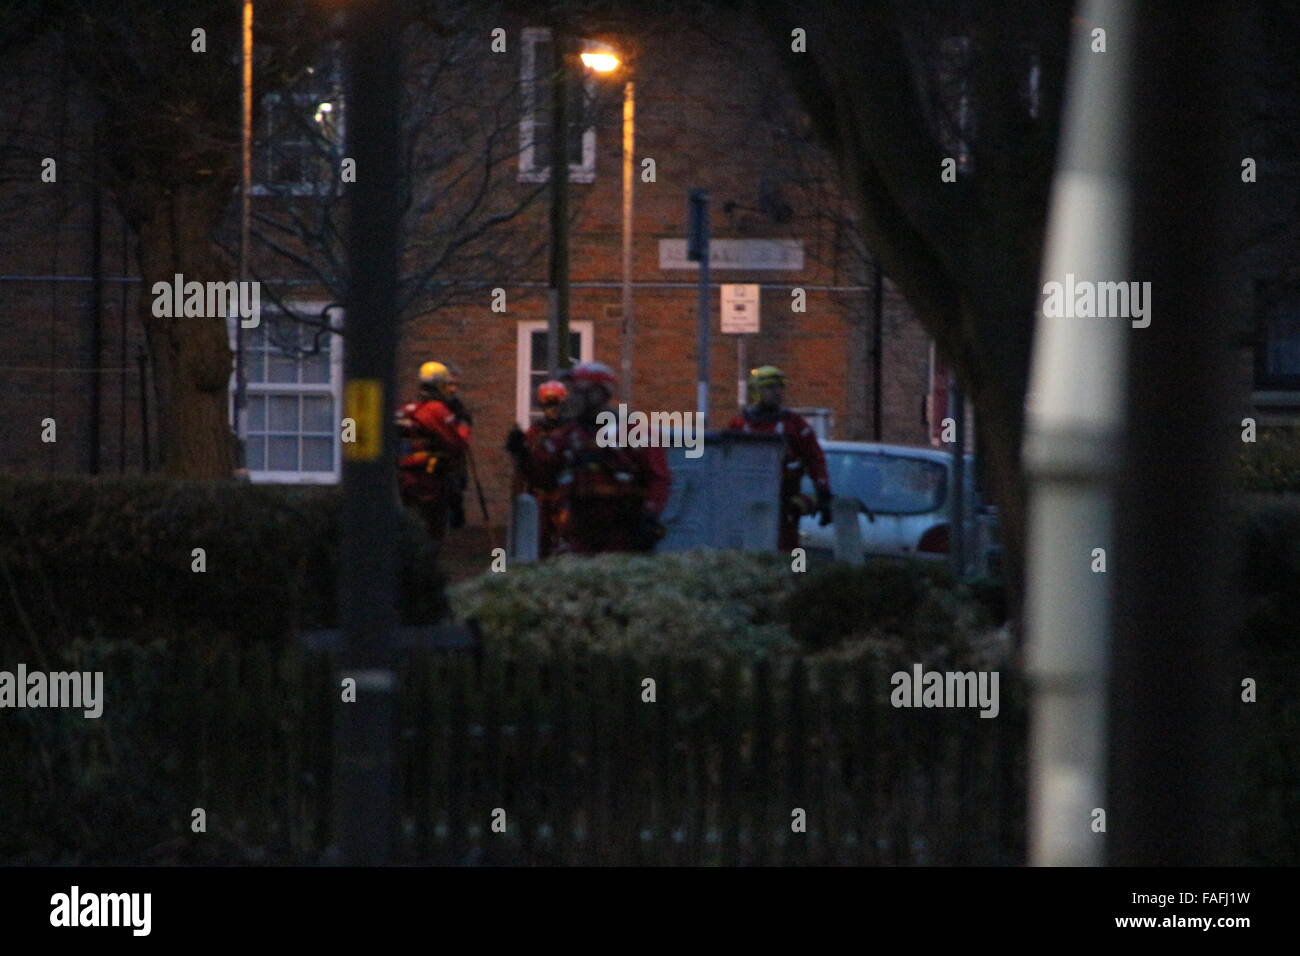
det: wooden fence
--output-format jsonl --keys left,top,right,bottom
{"left": 3, "top": 642, "right": 1028, "bottom": 865}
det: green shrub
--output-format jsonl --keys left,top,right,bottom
{"left": 779, "top": 559, "right": 960, "bottom": 648}
{"left": 451, "top": 551, "right": 1010, "bottom": 664}
{"left": 962, "top": 575, "right": 1009, "bottom": 626}
{"left": 0, "top": 476, "right": 448, "bottom": 651}
{"left": 450, "top": 550, "right": 800, "bottom": 660}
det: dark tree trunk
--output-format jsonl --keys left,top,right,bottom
{"left": 130, "top": 185, "right": 237, "bottom": 479}
{"left": 1106, "top": 0, "right": 1247, "bottom": 866}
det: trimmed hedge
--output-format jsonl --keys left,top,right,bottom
{"left": 450, "top": 550, "right": 801, "bottom": 660}
{"left": 0, "top": 476, "right": 448, "bottom": 651}
{"left": 450, "top": 549, "right": 1009, "bottom": 666}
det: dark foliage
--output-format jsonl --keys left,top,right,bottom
{"left": 0, "top": 476, "right": 449, "bottom": 655}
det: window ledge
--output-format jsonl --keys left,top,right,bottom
{"left": 250, "top": 184, "right": 340, "bottom": 198}
{"left": 1253, "top": 390, "right": 1300, "bottom": 406}
{"left": 517, "top": 167, "right": 597, "bottom": 185}
{"left": 249, "top": 471, "right": 340, "bottom": 484}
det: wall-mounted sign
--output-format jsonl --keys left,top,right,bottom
{"left": 720, "top": 284, "right": 761, "bottom": 334}
{"left": 659, "top": 239, "right": 803, "bottom": 271}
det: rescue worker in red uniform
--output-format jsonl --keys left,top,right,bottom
{"left": 532, "top": 362, "right": 671, "bottom": 555}
{"left": 505, "top": 379, "right": 570, "bottom": 558}
{"left": 727, "top": 365, "right": 833, "bottom": 550}
{"left": 394, "top": 360, "right": 472, "bottom": 545}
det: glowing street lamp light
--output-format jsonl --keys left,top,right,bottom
{"left": 580, "top": 46, "right": 621, "bottom": 72}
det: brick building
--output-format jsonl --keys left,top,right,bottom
{"left": 0, "top": 10, "right": 938, "bottom": 519}
{"left": 395, "top": 16, "right": 939, "bottom": 514}
{"left": 2, "top": 8, "right": 1295, "bottom": 521}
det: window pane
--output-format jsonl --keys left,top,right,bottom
{"left": 1265, "top": 308, "right": 1300, "bottom": 376}
{"left": 530, "top": 117, "right": 550, "bottom": 165}
{"left": 247, "top": 394, "right": 267, "bottom": 431}
{"left": 302, "top": 437, "right": 334, "bottom": 472}
{"left": 302, "top": 395, "right": 333, "bottom": 432}
{"left": 268, "top": 436, "right": 298, "bottom": 471}
{"left": 530, "top": 330, "right": 547, "bottom": 372}
{"left": 246, "top": 436, "right": 265, "bottom": 471}
{"left": 567, "top": 83, "right": 585, "bottom": 165}
{"left": 269, "top": 395, "right": 299, "bottom": 432}
{"left": 268, "top": 351, "right": 298, "bottom": 383}
{"left": 245, "top": 343, "right": 266, "bottom": 384}
{"left": 826, "top": 453, "right": 948, "bottom": 515}
{"left": 301, "top": 348, "right": 330, "bottom": 384}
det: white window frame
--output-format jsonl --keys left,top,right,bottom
{"left": 518, "top": 27, "right": 597, "bottom": 184}
{"left": 515, "top": 319, "right": 594, "bottom": 426}
{"left": 228, "top": 302, "right": 345, "bottom": 484}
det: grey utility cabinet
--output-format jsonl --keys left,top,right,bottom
{"left": 658, "top": 431, "right": 785, "bottom": 552}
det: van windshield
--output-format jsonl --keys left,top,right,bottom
{"left": 806, "top": 451, "right": 948, "bottom": 515}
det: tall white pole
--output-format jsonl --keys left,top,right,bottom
{"left": 620, "top": 79, "right": 635, "bottom": 403}
{"left": 235, "top": 0, "right": 253, "bottom": 474}
{"left": 1024, "top": 0, "right": 1133, "bottom": 865}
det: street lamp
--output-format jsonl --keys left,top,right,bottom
{"left": 577, "top": 41, "right": 636, "bottom": 403}
{"left": 235, "top": 0, "right": 253, "bottom": 477}
{"left": 579, "top": 45, "right": 620, "bottom": 73}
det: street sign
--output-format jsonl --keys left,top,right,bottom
{"left": 720, "top": 284, "right": 760, "bottom": 334}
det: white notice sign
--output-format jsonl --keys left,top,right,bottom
{"left": 721, "top": 284, "right": 761, "bottom": 334}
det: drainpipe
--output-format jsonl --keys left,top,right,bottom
{"left": 89, "top": 125, "right": 103, "bottom": 475}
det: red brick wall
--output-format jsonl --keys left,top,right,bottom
{"left": 399, "top": 15, "right": 938, "bottom": 518}
{"left": 0, "top": 176, "right": 152, "bottom": 476}
{"left": 0, "top": 13, "right": 937, "bottom": 506}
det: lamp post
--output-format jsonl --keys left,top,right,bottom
{"left": 578, "top": 43, "right": 634, "bottom": 400}
{"left": 546, "top": 29, "right": 572, "bottom": 374}
{"left": 235, "top": 0, "right": 253, "bottom": 475}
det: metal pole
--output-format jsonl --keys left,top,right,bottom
{"left": 89, "top": 122, "right": 103, "bottom": 475}
{"left": 871, "top": 259, "right": 883, "bottom": 441}
{"left": 546, "top": 28, "right": 572, "bottom": 373}
{"left": 336, "top": 0, "right": 403, "bottom": 866}
{"left": 691, "top": 189, "right": 710, "bottom": 424}
{"left": 949, "top": 374, "right": 965, "bottom": 578}
{"left": 736, "top": 334, "right": 746, "bottom": 410}
{"left": 119, "top": 221, "right": 128, "bottom": 473}
{"left": 235, "top": 0, "right": 252, "bottom": 473}
{"left": 619, "top": 79, "right": 635, "bottom": 401}
{"left": 1024, "top": 0, "right": 1131, "bottom": 866}
{"left": 137, "top": 347, "right": 149, "bottom": 472}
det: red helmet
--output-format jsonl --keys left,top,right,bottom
{"left": 568, "top": 361, "right": 617, "bottom": 390}
{"left": 536, "top": 379, "right": 568, "bottom": 405}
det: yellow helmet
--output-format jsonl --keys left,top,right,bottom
{"left": 747, "top": 364, "right": 786, "bottom": 401}
{"left": 419, "top": 361, "right": 459, "bottom": 390}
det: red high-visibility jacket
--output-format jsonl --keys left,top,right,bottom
{"left": 396, "top": 399, "right": 470, "bottom": 472}
{"left": 727, "top": 407, "right": 830, "bottom": 494}
{"left": 534, "top": 419, "right": 671, "bottom": 515}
